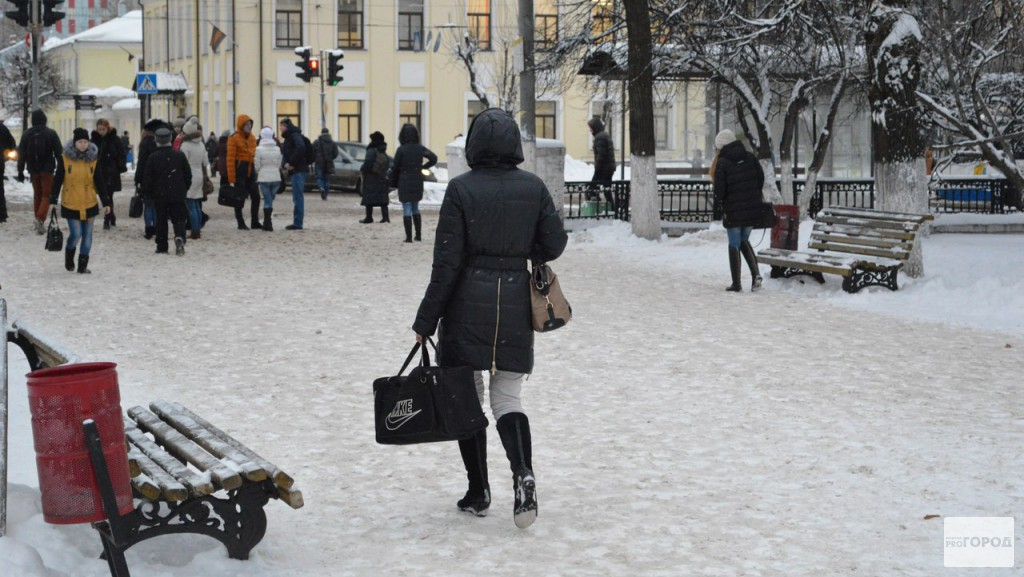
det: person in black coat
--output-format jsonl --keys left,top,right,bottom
{"left": 205, "top": 132, "right": 219, "bottom": 177}
{"left": 141, "top": 128, "right": 192, "bottom": 255}
{"left": 712, "top": 129, "right": 765, "bottom": 292}
{"left": 586, "top": 116, "right": 616, "bottom": 208}
{"left": 391, "top": 123, "right": 437, "bottom": 242}
{"left": 16, "top": 109, "right": 64, "bottom": 234}
{"left": 135, "top": 118, "right": 167, "bottom": 239}
{"left": 358, "top": 131, "right": 390, "bottom": 223}
{"left": 0, "top": 121, "right": 16, "bottom": 223}
{"left": 91, "top": 118, "right": 126, "bottom": 230}
{"left": 278, "top": 118, "right": 308, "bottom": 230}
{"left": 412, "top": 108, "right": 567, "bottom": 529}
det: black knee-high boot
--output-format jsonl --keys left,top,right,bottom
{"left": 263, "top": 208, "right": 273, "bottom": 231}
{"left": 740, "top": 241, "right": 763, "bottom": 291}
{"left": 403, "top": 217, "right": 413, "bottom": 242}
{"left": 65, "top": 248, "right": 76, "bottom": 272}
{"left": 413, "top": 214, "right": 422, "bottom": 241}
{"left": 379, "top": 206, "right": 390, "bottom": 223}
{"left": 234, "top": 206, "right": 248, "bottom": 230}
{"left": 726, "top": 247, "right": 742, "bottom": 292}
{"left": 457, "top": 430, "right": 490, "bottom": 516}
{"left": 496, "top": 413, "right": 537, "bottom": 528}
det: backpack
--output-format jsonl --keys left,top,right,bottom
{"left": 27, "top": 130, "right": 51, "bottom": 170}
{"left": 302, "top": 135, "right": 315, "bottom": 166}
{"left": 371, "top": 150, "right": 389, "bottom": 177}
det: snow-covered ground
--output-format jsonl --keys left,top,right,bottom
{"left": 0, "top": 179, "right": 1021, "bottom": 576}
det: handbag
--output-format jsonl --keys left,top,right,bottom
{"left": 44, "top": 208, "right": 63, "bottom": 252}
{"left": 217, "top": 184, "right": 246, "bottom": 208}
{"left": 128, "top": 192, "right": 143, "bottom": 218}
{"left": 530, "top": 262, "right": 572, "bottom": 332}
{"left": 201, "top": 165, "right": 214, "bottom": 199}
{"left": 373, "top": 339, "right": 488, "bottom": 446}
{"left": 754, "top": 202, "right": 778, "bottom": 229}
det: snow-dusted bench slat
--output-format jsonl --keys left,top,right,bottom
{"left": 758, "top": 207, "right": 933, "bottom": 293}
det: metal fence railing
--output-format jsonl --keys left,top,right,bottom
{"left": 563, "top": 177, "right": 1017, "bottom": 221}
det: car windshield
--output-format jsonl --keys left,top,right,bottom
{"left": 338, "top": 143, "right": 367, "bottom": 162}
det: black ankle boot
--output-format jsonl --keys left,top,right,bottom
{"left": 457, "top": 430, "right": 490, "bottom": 517}
{"left": 380, "top": 207, "right": 390, "bottom": 223}
{"left": 263, "top": 208, "right": 273, "bottom": 231}
{"left": 65, "top": 248, "right": 76, "bottom": 272}
{"left": 740, "top": 241, "right": 763, "bottom": 291}
{"left": 496, "top": 413, "right": 537, "bottom": 529}
{"left": 403, "top": 217, "right": 413, "bottom": 242}
{"left": 726, "top": 247, "right": 742, "bottom": 292}
{"left": 360, "top": 206, "right": 373, "bottom": 224}
{"left": 77, "top": 254, "right": 90, "bottom": 274}
{"left": 144, "top": 225, "right": 155, "bottom": 239}
{"left": 413, "top": 214, "right": 422, "bottom": 241}
{"left": 235, "top": 207, "right": 248, "bottom": 230}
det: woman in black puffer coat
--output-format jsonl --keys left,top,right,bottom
{"left": 391, "top": 123, "right": 437, "bottom": 242}
{"left": 91, "top": 118, "right": 126, "bottom": 230}
{"left": 712, "top": 129, "right": 765, "bottom": 292}
{"left": 359, "top": 131, "right": 390, "bottom": 223}
{"left": 412, "top": 108, "right": 567, "bottom": 529}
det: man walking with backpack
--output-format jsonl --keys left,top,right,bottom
{"left": 16, "top": 109, "right": 64, "bottom": 234}
{"left": 279, "top": 118, "right": 309, "bottom": 230}
{"left": 312, "top": 128, "right": 339, "bottom": 200}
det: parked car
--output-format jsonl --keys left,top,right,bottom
{"left": 291, "top": 141, "right": 437, "bottom": 194}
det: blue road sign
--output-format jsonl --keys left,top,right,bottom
{"left": 136, "top": 73, "right": 158, "bottom": 95}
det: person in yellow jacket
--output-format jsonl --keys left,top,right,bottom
{"left": 226, "top": 114, "right": 260, "bottom": 230}
{"left": 50, "top": 128, "right": 110, "bottom": 274}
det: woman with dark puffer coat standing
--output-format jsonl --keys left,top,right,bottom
{"left": 91, "top": 118, "right": 125, "bottom": 230}
{"left": 358, "top": 131, "right": 390, "bottom": 223}
{"left": 412, "top": 108, "right": 567, "bottom": 529}
{"left": 712, "top": 129, "right": 765, "bottom": 292}
{"left": 391, "top": 123, "right": 437, "bottom": 242}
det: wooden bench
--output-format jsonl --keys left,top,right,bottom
{"left": 93, "top": 400, "right": 303, "bottom": 576}
{"left": 757, "top": 207, "right": 934, "bottom": 293}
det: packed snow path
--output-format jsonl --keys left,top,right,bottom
{"left": 1, "top": 198, "right": 1020, "bottom": 576}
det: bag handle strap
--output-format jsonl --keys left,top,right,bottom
{"left": 397, "top": 337, "right": 440, "bottom": 375}
{"left": 531, "top": 261, "right": 551, "bottom": 296}
{"left": 48, "top": 206, "right": 58, "bottom": 226}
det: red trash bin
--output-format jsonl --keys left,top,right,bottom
{"left": 26, "top": 362, "right": 135, "bottom": 524}
{"left": 771, "top": 204, "right": 801, "bottom": 250}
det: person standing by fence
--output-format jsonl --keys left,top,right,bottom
{"left": 587, "top": 116, "right": 616, "bottom": 210}
{"left": 712, "top": 129, "right": 764, "bottom": 292}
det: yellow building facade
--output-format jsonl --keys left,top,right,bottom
{"left": 44, "top": 11, "right": 143, "bottom": 145}
{"left": 139, "top": 0, "right": 710, "bottom": 166}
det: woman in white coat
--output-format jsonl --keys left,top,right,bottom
{"left": 253, "top": 126, "right": 283, "bottom": 232}
{"left": 178, "top": 116, "right": 209, "bottom": 239}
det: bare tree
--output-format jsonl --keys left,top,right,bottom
{"left": 0, "top": 47, "right": 72, "bottom": 130}
{"left": 916, "top": 0, "right": 1024, "bottom": 210}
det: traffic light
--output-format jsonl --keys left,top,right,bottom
{"left": 309, "top": 56, "right": 320, "bottom": 78}
{"left": 327, "top": 49, "right": 344, "bottom": 86}
{"left": 295, "top": 46, "right": 315, "bottom": 82}
{"left": 42, "top": 0, "right": 65, "bottom": 27}
{"left": 5, "top": 0, "right": 30, "bottom": 28}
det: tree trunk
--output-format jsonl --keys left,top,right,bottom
{"left": 866, "top": 1, "right": 928, "bottom": 277}
{"left": 623, "top": 0, "right": 659, "bottom": 240}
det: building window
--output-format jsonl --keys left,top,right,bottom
{"left": 467, "top": 0, "right": 491, "bottom": 50}
{"left": 338, "top": 0, "right": 363, "bottom": 49}
{"left": 535, "top": 0, "right": 558, "bottom": 51}
{"left": 276, "top": 0, "right": 302, "bottom": 48}
{"left": 276, "top": 100, "right": 302, "bottom": 135}
{"left": 400, "top": 100, "right": 423, "bottom": 132}
{"left": 654, "top": 103, "right": 670, "bottom": 149}
{"left": 398, "top": 0, "right": 424, "bottom": 51}
{"left": 466, "top": 100, "right": 487, "bottom": 132}
{"left": 536, "top": 101, "right": 557, "bottom": 140}
{"left": 592, "top": 0, "right": 615, "bottom": 39}
{"left": 337, "top": 100, "right": 363, "bottom": 142}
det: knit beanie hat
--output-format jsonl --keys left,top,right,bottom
{"left": 183, "top": 116, "right": 201, "bottom": 137}
{"left": 370, "top": 131, "right": 385, "bottom": 145}
{"left": 72, "top": 127, "right": 90, "bottom": 142}
{"left": 31, "top": 109, "right": 47, "bottom": 127}
{"left": 173, "top": 117, "right": 186, "bottom": 130}
{"left": 260, "top": 126, "right": 274, "bottom": 141}
{"left": 715, "top": 129, "right": 737, "bottom": 150}
{"left": 155, "top": 127, "right": 173, "bottom": 146}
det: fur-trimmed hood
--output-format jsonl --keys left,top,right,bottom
{"left": 64, "top": 140, "right": 99, "bottom": 161}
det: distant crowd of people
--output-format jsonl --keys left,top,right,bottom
{"left": 0, "top": 109, "right": 440, "bottom": 272}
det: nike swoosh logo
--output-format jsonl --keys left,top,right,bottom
{"left": 385, "top": 409, "right": 422, "bottom": 431}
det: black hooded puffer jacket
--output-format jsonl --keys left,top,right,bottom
{"left": 413, "top": 108, "right": 568, "bottom": 374}
{"left": 391, "top": 124, "right": 437, "bottom": 204}
{"left": 713, "top": 140, "right": 765, "bottom": 228}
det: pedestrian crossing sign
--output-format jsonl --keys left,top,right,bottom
{"left": 136, "top": 73, "right": 158, "bottom": 95}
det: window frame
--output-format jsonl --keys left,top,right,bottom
{"left": 467, "top": 0, "right": 492, "bottom": 51}
{"left": 336, "top": 100, "right": 364, "bottom": 143}
{"left": 399, "top": 100, "right": 424, "bottom": 132}
{"left": 338, "top": 0, "right": 364, "bottom": 50}
{"left": 276, "top": 99, "right": 303, "bottom": 136}
{"left": 397, "top": 0, "right": 425, "bottom": 51}
{"left": 275, "top": 7, "right": 302, "bottom": 49}
{"left": 536, "top": 100, "right": 557, "bottom": 140}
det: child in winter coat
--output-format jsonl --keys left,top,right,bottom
{"left": 253, "top": 126, "right": 283, "bottom": 231}
{"left": 50, "top": 127, "right": 110, "bottom": 274}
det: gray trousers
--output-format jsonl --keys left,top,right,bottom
{"left": 473, "top": 370, "right": 525, "bottom": 421}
